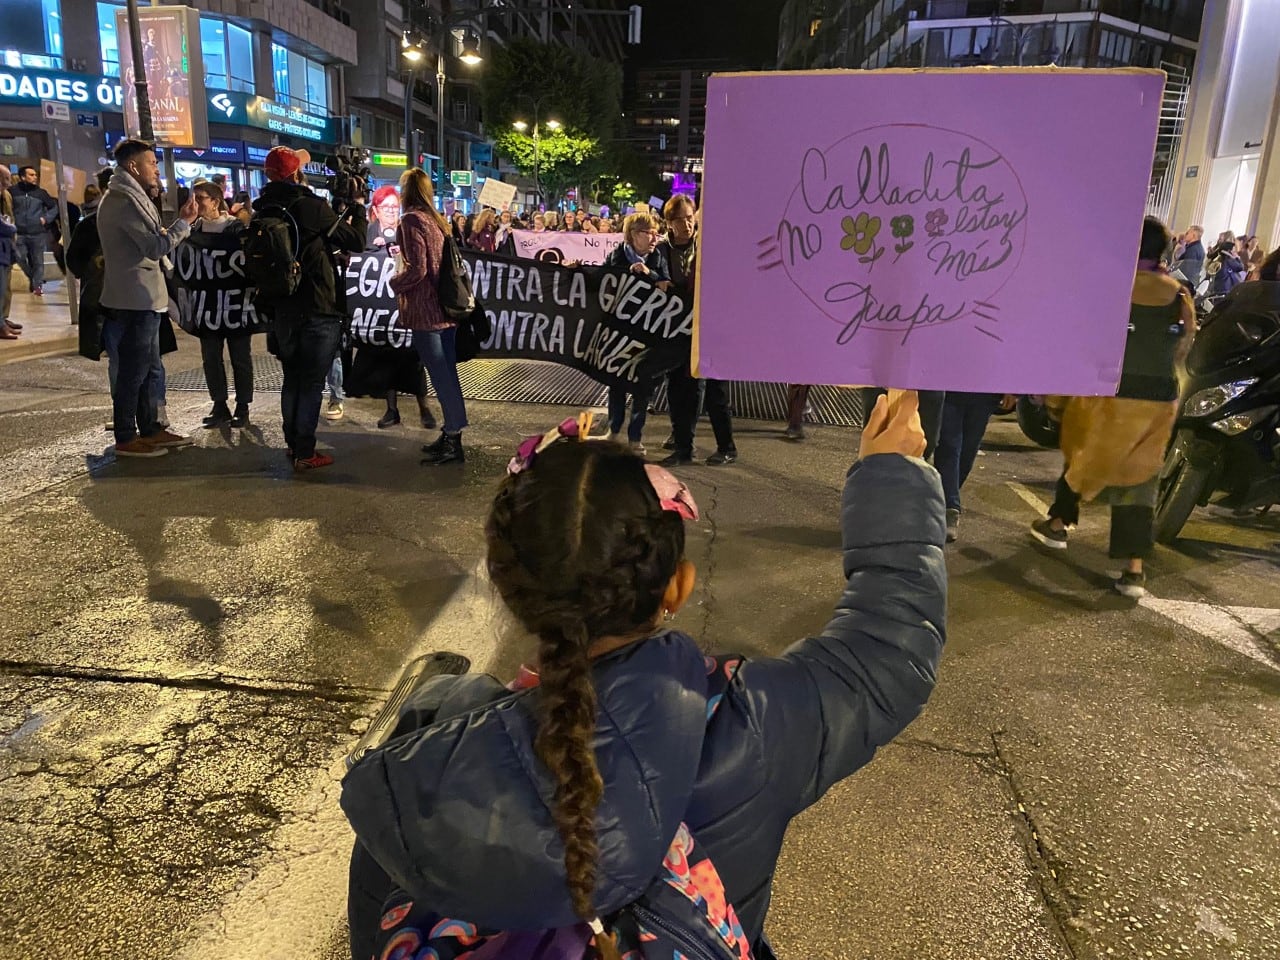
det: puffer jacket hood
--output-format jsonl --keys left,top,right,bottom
{"left": 341, "top": 632, "right": 712, "bottom": 930}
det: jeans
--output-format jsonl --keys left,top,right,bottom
{"left": 414, "top": 327, "right": 468, "bottom": 434}
{"left": 327, "top": 355, "right": 345, "bottom": 403}
{"left": 275, "top": 312, "right": 341, "bottom": 459}
{"left": 934, "top": 393, "right": 999, "bottom": 511}
{"left": 608, "top": 380, "right": 655, "bottom": 443}
{"left": 667, "top": 365, "right": 734, "bottom": 454}
{"left": 860, "top": 387, "right": 945, "bottom": 460}
{"left": 201, "top": 335, "right": 255, "bottom": 405}
{"left": 1048, "top": 474, "right": 1155, "bottom": 560}
{"left": 104, "top": 323, "right": 164, "bottom": 406}
{"left": 102, "top": 309, "right": 162, "bottom": 444}
{"left": 14, "top": 233, "right": 47, "bottom": 289}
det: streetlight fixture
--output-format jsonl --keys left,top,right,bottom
{"left": 513, "top": 96, "right": 560, "bottom": 207}
{"left": 402, "top": 32, "right": 428, "bottom": 169}
{"left": 436, "top": 26, "right": 483, "bottom": 196}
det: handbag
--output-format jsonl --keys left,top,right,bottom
{"left": 454, "top": 303, "right": 492, "bottom": 362}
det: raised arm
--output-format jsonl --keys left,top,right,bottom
{"left": 724, "top": 394, "right": 947, "bottom": 815}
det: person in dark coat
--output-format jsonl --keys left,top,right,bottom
{"left": 657, "top": 195, "right": 738, "bottom": 467}
{"left": 601, "top": 211, "right": 670, "bottom": 453}
{"left": 342, "top": 393, "right": 944, "bottom": 960}
{"left": 252, "top": 146, "right": 366, "bottom": 470}
{"left": 0, "top": 167, "right": 18, "bottom": 338}
{"left": 10, "top": 165, "right": 58, "bottom": 296}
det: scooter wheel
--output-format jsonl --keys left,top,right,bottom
{"left": 1154, "top": 452, "right": 1211, "bottom": 544}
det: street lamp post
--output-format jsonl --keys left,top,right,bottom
{"left": 402, "top": 34, "right": 425, "bottom": 169}
{"left": 436, "top": 28, "right": 483, "bottom": 199}
{"left": 513, "top": 96, "right": 559, "bottom": 208}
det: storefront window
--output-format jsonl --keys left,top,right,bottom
{"left": 3, "top": 0, "right": 64, "bottom": 69}
{"left": 272, "top": 42, "right": 328, "bottom": 114}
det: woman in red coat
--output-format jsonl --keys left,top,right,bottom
{"left": 389, "top": 168, "right": 468, "bottom": 465}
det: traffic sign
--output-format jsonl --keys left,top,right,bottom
{"left": 450, "top": 170, "right": 474, "bottom": 187}
{"left": 76, "top": 113, "right": 101, "bottom": 129}
{"left": 41, "top": 100, "right": 70, "bottom": 123}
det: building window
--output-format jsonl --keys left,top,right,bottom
{"left": 200, "top": 18, "right": 254, "bottom": 92}
{"left": 273, "top": 42, "right": 329, "bottom": 113}
{"left": 1, "top": 0, "right": 63, "bottom": 69}
{"left": 98, "top": 1, "right": 123, "bottom": 76}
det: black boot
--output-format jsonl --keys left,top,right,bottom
{"left": 229, "top": 403, "right": 250, "bottom": 428}
{"left": 378, "top": 391, "right": 401, "bottom": 429}
{"left": 203, "top": 402, "right": 232, "bottom": 428}
{"left": 422, "top": 431, "right": 464, "bottom": 465}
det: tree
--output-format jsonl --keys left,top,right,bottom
{"left": 481, "top": 38, "right": 624, "bottom": 204}
{"left": 493, "top": 129, "right": 600, "bottom": 206}
{"left": 481, "top": 38, "right": 622, "bottom": 141}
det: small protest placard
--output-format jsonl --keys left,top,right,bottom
{"left": 477, "top": 177, "right": 518, "bottom": 211}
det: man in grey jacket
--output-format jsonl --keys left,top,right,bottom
{"left": 98, "top": 139, "right": 199, "bottom": 458}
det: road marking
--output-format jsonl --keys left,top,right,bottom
{"left": 1140, "top": 597, "right": 1280, "bottom": 673}
{"left": 1007, "top": 481, "right": 1050, "bottom": 515}
{"left": 0, "top": 404, "right": 113, "bottom": 418}
{"left": 175, "top": 559, "right": 506, "bottom": 960}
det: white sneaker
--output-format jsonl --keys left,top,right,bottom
{"left": 631, "top": 441, "right": 646, "bottom": 456}
{"left": 323, "top": 401, "right": 345, "bottom": 421}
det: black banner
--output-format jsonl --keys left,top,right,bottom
{"left": 173, "top": 229, "right": 269, "bottom": 336}
{"left": 341, "top": 249, "right": 692, "bottom": 390}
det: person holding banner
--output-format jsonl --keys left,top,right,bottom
{"left": 469, "top": 209, "right": 498, "bottom": 254}
{"left": 658, "top": 195, "right": 738, "bottom": 467}
{"left": 602, "top": 212, "right": 671, "bottom": 454}
{"left": 392, "top": 168, "right": 469, "bottom": 466}
{"left": 189, "top": 182, "right": 255, "bottom": 429}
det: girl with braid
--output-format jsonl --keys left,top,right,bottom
{"left": 342, "top": 393, "right": 946, "bottom": 960}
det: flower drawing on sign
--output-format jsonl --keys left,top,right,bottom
{"left": 841, "top": 213, "right": 885, "bottom": 268}
{"left": 925, "top": 208, "right": 949, "bottom": 238}
{"left": 890, "top": 214, "right": 915, "bottom": 262}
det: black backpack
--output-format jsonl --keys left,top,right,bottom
{"left": 243, "top": 201, "right": 302, "bottom": 300}
{"left": 438, "top": 235, "right": 476, "bottom": 320}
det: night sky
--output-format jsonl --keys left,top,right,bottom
{"left": 636, "top": 0, "right": 787, "bottom": 68}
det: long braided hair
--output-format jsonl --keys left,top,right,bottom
{"left": 486, "top": 442, "right": 685, "bottom": 950}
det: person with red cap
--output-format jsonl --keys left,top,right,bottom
{"left": 252, "top": 146, "right": 367, "bottom": 471}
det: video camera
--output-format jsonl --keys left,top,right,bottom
{"left": 325, "top": 148, "right": 372, "bottom": 212}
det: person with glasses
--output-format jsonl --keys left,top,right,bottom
{"left": 367, "top": 185, "right": 401, "bottom": 250}
{"left": 601, "top": 212, "right": 670, "bottom": 454}
{"left": 658, "top": 195, "right": 738, "bottom": 466}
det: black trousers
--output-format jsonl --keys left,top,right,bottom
{"left": 667, "top": 364, "right": 735, "bottom": 455}
{"left": 1048, "top": 474, "right": 1155, "bottom": 560}
{"left": 200, "top": 335, "right": 254, "bottom": 405}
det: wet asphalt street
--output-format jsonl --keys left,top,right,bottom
{"left": 1, "top": 339, "right": 1277, "bottom": 960}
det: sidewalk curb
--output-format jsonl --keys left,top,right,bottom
{"left": 0, "top": 335, "right": 80, "bottom": 365}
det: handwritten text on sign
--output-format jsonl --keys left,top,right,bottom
{"left": 778, "top": 125, "right": 1028, "bottom": 345}
{"left": 695, "top": 70, "right": 1166, "bottom": 394}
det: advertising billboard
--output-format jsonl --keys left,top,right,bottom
{"left": 116, "top": 5, "right": 209, "bottom": 148}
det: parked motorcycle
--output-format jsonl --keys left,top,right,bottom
{"left": 1153, "top": 281, "right": 1280, "bottom": 543}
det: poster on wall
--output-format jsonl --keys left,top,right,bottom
{"left": 115, "top": 5, "right": 209, "bottom": 148}
{"left": 694, "top": 68, "right": 1166, "bottom": 395}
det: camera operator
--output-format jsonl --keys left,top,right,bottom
{"left": 254, "top": 146, "right": 367, "bottom": 470}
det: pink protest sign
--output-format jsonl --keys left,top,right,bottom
{"left": 694, "top": 68, "right": 1166, "bottom": 394}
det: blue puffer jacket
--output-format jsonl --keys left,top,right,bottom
{"left": 341, "top": 454, "right": 947, "bottom": 958}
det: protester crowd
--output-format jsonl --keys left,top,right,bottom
{"left": 2, "top": 135, "right": 1254, "bottom": 599}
